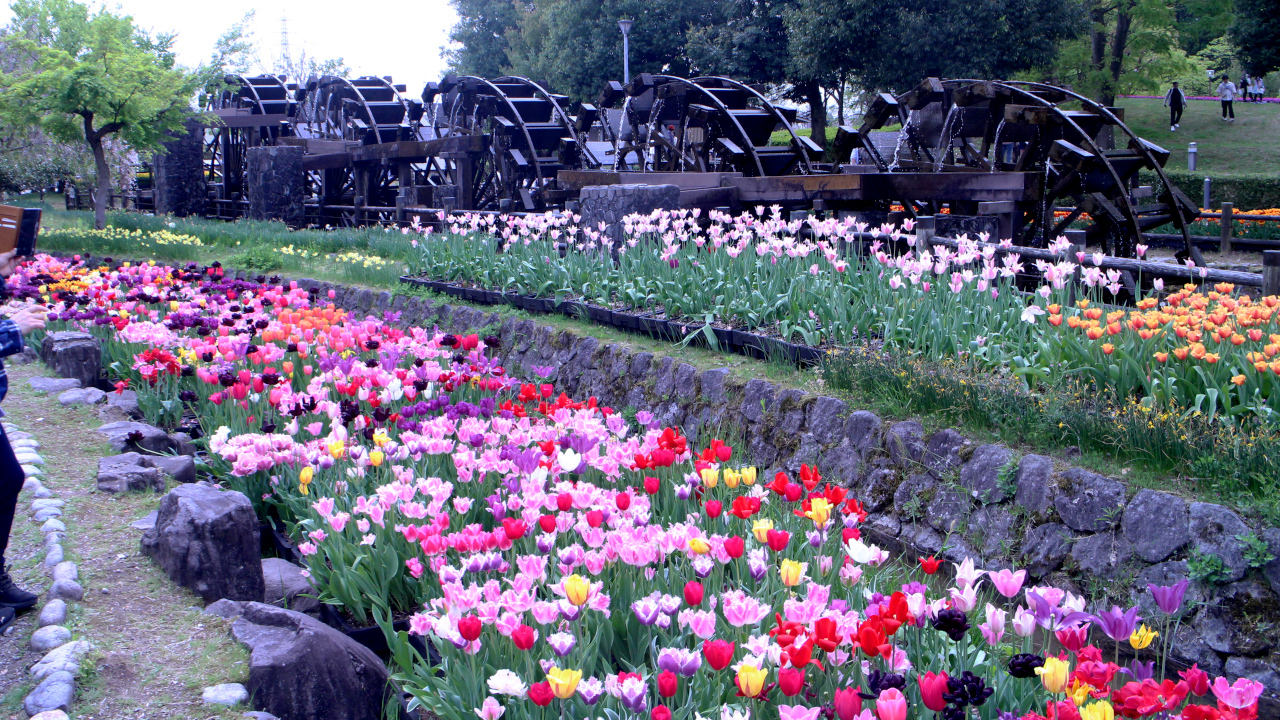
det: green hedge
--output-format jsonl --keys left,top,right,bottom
{"left": 1141, "top": 170, "right": 1280, "bottom": 210}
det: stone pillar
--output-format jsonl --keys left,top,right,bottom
{"left": 579, "top": 184, "right": 681, "bottom": 246}
{"left": 152, "top": 118, "right": 207, "bottom": 217}
{"left": 246, "top": 146, "right": 305, "bottom": 224}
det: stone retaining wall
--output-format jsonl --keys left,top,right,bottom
{"left": 216, "top": 271, "right": 1280, "bottom": 713}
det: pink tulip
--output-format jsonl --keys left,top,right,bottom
{"left": 989, "top": 568, "right": 1027, "bottom": 598}
{"left": 875, "top": 688, "right": 907, "bottom": 720}
{"left": 778, "top": 706, "right": 823, "bottom": 720}
{"left": 1211, "top": 677, "right": 1265, "bottom": 709}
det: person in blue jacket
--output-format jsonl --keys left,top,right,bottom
{"left": 0, "top": 248, "right": 48, "bottom": 629}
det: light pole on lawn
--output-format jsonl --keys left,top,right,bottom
{"left": 618, "top": 19, "right": 633, "bottom": 85}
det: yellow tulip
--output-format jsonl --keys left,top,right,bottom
{"left": 372, "top": 429, "right": 389, "bottom": 447}
{"left": 1130, "top": 624, "right": 1157, "bottom": 650}
{"left": 299, "top": 467, "right": 314, "bottom": 485}
{"left": 700, "top": 468, "right": 719, "bottom": 489}
{"left": 736, "top": 664, "right": 767, "bottom": 698}
{"left": 740, "top": 467, "right": 757, "bottom": 486}
{"left": 723, "top": 468, "right": 741, "bottom": 489}
{"left": 328, "top": 441, "right": 345, "bottom": 459}
{"left": 688, "top": 537, "right": 711, "bottom": 555}
{"left": 563, "top": 574, "right": 591, "bottom": 606}
{"left": 547, "top": 667, "right": 582, "bottom": 699}
{"left": 1036, "top": 657, "right": 1071, "bottom": 694}
{"left": 369, "top": 450, "right": 385, "bottom": 467}
{"left": 1066, "top": 680, "right": 1092, "bottom": 707}
{"left": 805, "top": 498, "right": 832, "bottom": 527}
{"left": 169, "top": 301, "right": 179, "bottom": 311}
{"left": 779, "top": 559, "right": 805, "bottom": 587}
{"left": 752, "top": 519, "right": 773, "bottom": 543}
{"left": 1079, "top": 702, "right": 1114, "bottom": 720}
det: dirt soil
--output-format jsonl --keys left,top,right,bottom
{"left": 0, "top": 361, "right": 249, "bottom": 720}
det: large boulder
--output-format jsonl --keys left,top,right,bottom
{"left": 230, "top": 603, "right": 400, "bottom": 720}
{"left": 1122, "top": 489, "right": 1189, "bottom": 563}
{"left": 1054, "top": 468, "right": 1125, "bottom": 532}
{"left": 140, "top": 483, "right": 264, "bottom": 603}
{"left": 37, "top": 332, "right": 101, "bottom": 389}
{"left": 96, "top": 421, "right": 176, "bottom": 455}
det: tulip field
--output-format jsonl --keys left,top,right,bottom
{"left": 6, "top": 251, "right": 1270, "bottom": 720}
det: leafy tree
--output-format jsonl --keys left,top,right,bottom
{"left": 447, "top": 0, "right": 522, "bottom": 78}
{"left": 502, "top": 0, "right": 725, "bottom": 104}
{"left": 0, "top": 0, "right": 199, "bottom": 228}
{"left": 786, "top": 0, "right": 1082, "bottom": 95}
{"left": 1230, "top": 0, "right": 1280, "bottom": 75}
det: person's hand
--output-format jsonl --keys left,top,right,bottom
{"left": 0, "top": 250, "right": 16, "bottom": 278}
{"left": 9, "top": 305, "right": 47, "bottom": 335}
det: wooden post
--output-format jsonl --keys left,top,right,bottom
{"left": 1220, "top": 202, "right": 1233, "bottom": 254}
{"left": 916, "top": 215, "right": 936, "bottom": 247}
{"left": 1264, "top": 251, "right": 1280, "bottom": 298}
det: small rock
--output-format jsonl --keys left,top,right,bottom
{"left": 50, "top": 562, "right": 78, "bottom": 583}
{"left": 96, "top": 421, "right": 175, "bottom": 455}
{"left": 57, "top": 387, "right": 106, "bottom": 406}
{"left": 97, "top": 404, "right": 132, "bottom": 424}
{"left": 22, "top": 478, "right": 41, "bottom": 492}
{"left": 106, "top": 389, "right": 140, "bottom": 416}
{"left": 1013, "top": 454, "right": 1054, "bottom": 515}
{"left": 11, "top": 437, "right": 38, "bottom": 448}
{"left": 23, "top": 670, "right": 74, "bottom": 715}
{"left": 958, "top": 444, "right": 1015, "bottom": 503}
{"left": 1021, "top": 523, "right": 1074, "bottom": 577}
{"left": 1189, "top": 502, "right": 1253, "bottom": 583}
{"left": 30, "top": 626, "right": 72, "bottom": 652}
{"left": 1064, "top": 446, "right": 1082, "bottom": 458}
{"left": 32, "top": 486, "right": 54, "bottom": 498}
{"left": 22, "top": 465, "right": 43, "bottom": 478}
{"left": 28, "top": 378, "right": 81, "bottom": 393}
{"left": 242, "top": 712, "right": 280, "bottom": 720}
{"left": 130, "top": 511, "right": 157, "bottom": 531}
{"left": 1054, "top": 468, "right": 1125, "bottom": 532}
{"left": 99, "top": 587, "right": 109, "bottom": 595}
{"left": 44, "top": 545, "right": 64, "bottom": 567}
{"left": 31, "top": 499, "right": 64, "bottom": 511}
{"left": 204, "top": 598, "right": 247, "bottom": 620}
{"left": 40, "top": 519, "right": 65, "bottom": 533}
{"left": 33, "top": 508, "right": 62, "bottom": 522}
{"left": 47, "top": 580, "right": 83, "bottom": 602}
{"left": 97, "top": 454, "right": 164, "bottom": 494}
{"left": 1122, "top": 489, "right": 1189, "bottom": 563}
{"left": 202, "top": 682, "right": 250, "bottom": 705}
{"left": 151, "top": 455, "right": 196, "bottom": 484}
{"left": 30, "top": 641, "right": 92, "bottom": 680}
{"left": 38, "top": 600, "right": 67, "bottom": 627}
{"left": 29, "top": 710, "right": 70, "bottom": 720}
{"left": 15, "top": 452, "right": 43, "bottom": 465}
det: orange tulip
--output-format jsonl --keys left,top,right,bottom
{"left": 1231, "top": 375, "right": 1246, "bottom": 386}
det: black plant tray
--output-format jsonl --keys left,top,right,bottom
{"left": 399, "top": 275, "right": 828, "bottom": 367}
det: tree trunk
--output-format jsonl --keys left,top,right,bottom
{"left": 88, "top": 135, "right": 110, "bottom": 230}
{"left": 805, "top": 80, "right": 827, "bottom": 154}
{"left": 1106, "top": 8, "right": 1132, "bottom": 107}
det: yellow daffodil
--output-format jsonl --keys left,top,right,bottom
{"left": 779, "top": 559, "right": 805, "bottom": 586}
{"left": 1036, "top": 657, "right": 1071, "bottom": 694}
{"left": 688, "top": 537, "right": 711, "bottom": 555}
{"left": 563, "top": 574, "right": 591, "bottom": 606}
{"left": 740, "top": 467, "right": 757, "bottom": 486}
{"left": 723, "top": 468, "right": 741, "bottom": 489}
{"left": 751, "top": 519, "right": 773, "bottom": 543}
{"left": 700, "top": 468, "right": 719, "bottom": 488}
{"left": 546, "top": 667, "right": 581, "bottom": 699}
{"left": 1130, "top": 624, "right": 1157, "bottom": 650}
{"left": 1079, "top": 701, "right": 1114, "bottom": 720}
{"left": 736, "top": 664, "right": 767, "bottom": 698}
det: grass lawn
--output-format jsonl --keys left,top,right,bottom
{"left": 1110, "top": 97, "right": 1279, "bottom": 175}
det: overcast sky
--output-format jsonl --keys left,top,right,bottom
{"left": 5, "top": 0, "right": 461, "bottom": 94}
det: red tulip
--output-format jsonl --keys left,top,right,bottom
{"left": 684, "top": 581, "right": 704, "bottom": 606}
{"left": 652, "top": 706, "right": 672, "bottom": 720}
{"left": 702, "top": 639, "right": 735, "bottom": 670}
{"left": 1179, "top": 664, "right": 1210, "bottom": 696}
{"left": 556, "top": 493, "right": 573, "bottom": 511}
{"left": 657, "top": 670, "right": 678, "bottom": 698}
{"left": 766, "top": 529, "right": 790, "bottom": 552}
{"left": 705, "top": 500, "right": 722, "bottom": 518}
{"left": 778, "top": 667, "right": 805, "bottom": 696}
{"left": 501, "top": 517, "right": 527, "bottom": 540}
{"left": 918, "top": 671, "right": 949, "bottom": 712}
{"left": 528, "top": 681, "right": 554, "bottom": 706}
{"left": 644, "top": 476, "right": 661, "bottom": 495}
{"left": 457, "top": 615, "right": 482, "bottom": 642}
{"left": 586, "top": 510, "right": 604, "bottom": 528}
{"left": 538, "top": 515, "right": 557, "bottom": 533}
{"left": 729, "top": 496, "right": 760, "bottom": 519}
{"left": 616, "top": 492, "right": 631, "bottom": 510}
{"left": 784, "top": 483, "right": 803, "bottom": 502}
{"left": 511, "top": 624, "right": 536, "bottom": 650}
{"left": 834, "top": 687, "right": 863, "bottom": 720}
{"left": 919, "top": 555, "right": 942, "bottom": 574}
{"left": 723, "top": 535, "right": 745, "bottom": 558}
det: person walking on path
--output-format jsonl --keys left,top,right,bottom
{"left": 1241, "top": 75, "right": 1253, "bottom": 102}
{"left": 0, "top": 248, "right": 46, "bottom": 618}
{"left": 1218, "top": 76, "right": 1238, "bottom": 121}
{"left": 1164, "top": 82, "right": 1186, "bottom": 130}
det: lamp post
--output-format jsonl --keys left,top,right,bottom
{"left": 618, "top": 19, "right": 633, "bottom": 85}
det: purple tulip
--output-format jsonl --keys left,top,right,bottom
{"left": 547, "top": 632, "right": 576, "bottom": 657}
{"left": 632, "top": 597, "right": 661, "bottom": 625}
{"left": 1148, "top": 579, "right": 1189, "bottom": 615}
{"left": 1092, "top": 605, "right": 1142, "bottom": 642}
{"left": 1120, "top": 659, "right": 1155, "bottom": 681}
